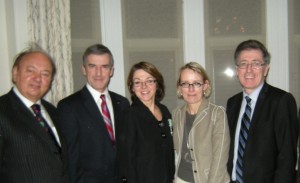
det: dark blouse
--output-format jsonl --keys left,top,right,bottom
{"left": 117, "top": 98, "right": 175, "bottom": 183}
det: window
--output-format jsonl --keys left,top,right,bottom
{"left": 204, "top": 0, "right": 266, "bottom": 107}
{"left": 70, "top": 0, "right": 101, "bottom": 91}
{"left": 121, "top": 0, "right": 184, "bottom": 110}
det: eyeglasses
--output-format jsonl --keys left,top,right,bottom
{"left": 180, "top": 82, "right": 204, "bottom": 88}
{"left": 237, "top": 62, "right": 266, "bottom": 69}
{"left": 133, "top": 79, "right": 156, "bottom": 87}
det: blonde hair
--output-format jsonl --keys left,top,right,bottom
{"left": 177, "top": 62, "right": 212, "bottom": 98}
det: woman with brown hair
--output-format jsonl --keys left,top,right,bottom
{"left": 117, "top": 61, "right": 175, "bottom": 183}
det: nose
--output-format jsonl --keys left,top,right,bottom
{"left": 141, "top": 82, "right": 147, "bottom": 88}
{"left": 246, "top": 64, "right": 253, "bottom": 72}
{"left": 96, "top": 66, "right": 102, "bottom": 76}
{"left": 33, "top": 72, "right": 42, "bottom": 81}
{"left": 188, "top": 85, "right": 195, "bottom": 91}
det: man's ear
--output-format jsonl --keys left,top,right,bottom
{"left": 264, "top": 65, "right": 270, "bottom": 77}
{"left": 110, "top": 67, "right": 114, "bottom": 77}
{"left": 12, "top": 67, "right": 18, "bottom": 83}
{"left": 82, "top": 65, "right": 86, "bottom": 76}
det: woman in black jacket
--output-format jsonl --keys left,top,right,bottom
{"left": 117, "top": 61, "right": 175, "bottom": 183}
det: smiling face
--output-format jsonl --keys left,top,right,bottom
{"left": 236, "top": 49, "right": 270, "bottom": 94}
{"left": 13, "top": 52, "right": 54, "bottom": 102}
{"left": 132, "top": 69, "right": 157, "bottom": 104}
{"left": 82, "top": 53, "right": 114, "bottom": 93}
{"left": 179, "top": 68, "right": 208, "bottom": 105}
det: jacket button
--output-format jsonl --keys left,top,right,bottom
{"left": 121, "top": 177, "right": 127, "bottom": 182}
{"left": 194, "top": 170, "right": 197, "bottom": 173}
{"left": 190, "top": 148, "right": 193, "bottom": 151}
{"left": 161, "top": 133, "right": 166, "bottom": 138}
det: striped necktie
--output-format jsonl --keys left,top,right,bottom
{"left": 236, "top": 96, "right": 252, "bottom": 183}
{"left": 100, "top": 94, "right": 115, "bottom": 144}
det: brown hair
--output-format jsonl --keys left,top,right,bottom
{"left": 234, "top": 39, "right": 271, "bottom": 65}
{"left": 127, "top": 61, "right": 165, "bottom": 101}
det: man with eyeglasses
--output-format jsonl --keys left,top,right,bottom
{"left": 226, "top": 39, "right": 298, "bottom": 183}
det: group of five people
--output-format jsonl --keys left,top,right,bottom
{"left": 0, "top": 39, "right": 299, "bottom": 183}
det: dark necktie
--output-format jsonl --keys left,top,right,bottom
{"left": 31, "top": 104, "right": 60, "bottom": 149}
{"left": 31, "top": 104, "right": 51, "bottom": 133}
{"left": 236, "top": 96, "right": 252, "bottom": 183}
{"left": 100, "top": 95, "right": 115, "bottom": 144}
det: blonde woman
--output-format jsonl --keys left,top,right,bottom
{"left": 172, "top": 62, "right": 230, "bottom": 183}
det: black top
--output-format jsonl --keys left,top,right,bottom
{"left": 117, "top": 98, "right": 175, "bottom": 183}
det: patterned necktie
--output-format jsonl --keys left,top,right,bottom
{"left": 31, "top": 104, "right": 50, "bottom": 133}
{"left": 236, "top": 96, "right": 252, "bottom": 183}
{"left": 31, "top": 104, "right": 60, "bottom": 149}
{"left": 100, "top": 95, "right": 115, "bottom": 144}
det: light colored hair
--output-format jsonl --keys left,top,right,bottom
{"left": 177, "top": 62, "right": 212, "bottom": 98}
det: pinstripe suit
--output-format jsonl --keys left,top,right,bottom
{"left": 0, "top": 90, "right": 68, "bottom": 183}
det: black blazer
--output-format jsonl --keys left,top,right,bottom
{"left": 0, "top": 89, "right": 68, "bottom": 183}
{"left": 57, "top": 86, "right": 129, "bottom": 183}
{"left": 117, "top": 98, "right": 175, "bottom": 183}
{"left": 226, "top": 83, "right": 298, "bottom": 183}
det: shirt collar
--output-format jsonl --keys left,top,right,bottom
{"left": 86, "top": 83, "right": 110, "bottom": 102}
{"left": 243, "top": 82, "right": 264, "bottom": 103}
{"left": 13, "top": 86, "right": 42, "bottom": 108}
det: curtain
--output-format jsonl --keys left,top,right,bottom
{"left": 27, "top": 0, "right": 73, "bottom": 105}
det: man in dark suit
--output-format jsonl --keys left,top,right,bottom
{"left": 57, "top": 44, "right": 129, "bottom": 183}
{"left": 0, "top": 45, "right": 68, "bottom": 182}
{"left": 226, "top": 39, "right": 298, "bottom": 183}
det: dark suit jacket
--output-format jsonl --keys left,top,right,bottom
{"left": 226, "top": 83, "right": 298, "bottom": 183}
{"left": 117, "top": 98, "right": 175, "bottom": 183}
{"left": 57, "top": 86, "right": 129, "bottom": 183}
{"left": 0, "top": 89, "right": 68, "bottom": 183}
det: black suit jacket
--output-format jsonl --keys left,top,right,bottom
{"left": 0, "top": 89, "right": 68, "bottom": 183}
{"left": 117, "top": 98, "right": 175, "bottom": 183}
{"left": 57, "top": 86, "right": 129, "bottom": 183}
{"left": 226, "top": 83, "right": 298, "bottom": 183}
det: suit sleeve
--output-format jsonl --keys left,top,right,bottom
{"left": 57, "top": 101, "right": 81, "bottom": 183}
{"left": 117, "top": 109, "right": 138, "bottom": 183}
{"left": 274, "top": 93, "right": 298, "bottom": 183}
{"left": 0, "top": 126, "right": 3, "bottom": 171}
{"left": 207, "top": 106, "right": 230, "bottom": 183}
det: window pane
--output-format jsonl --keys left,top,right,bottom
{"left": 122, "top": 0, "right": 183, "bottom": 111}
{"left": 70, "top": 0, "right": 101, "bottom": 91}
{"left": 204, "top": 0, "right": 266, "bottom": 107}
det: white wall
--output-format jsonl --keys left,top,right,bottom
{"left": 0, "top": 0, "right": 12, "bottom": 95}
{"left": 0, "top": 0, "right": 28, "bottom": 95}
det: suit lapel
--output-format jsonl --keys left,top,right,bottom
{"left": 231, "top": 93, "right": 243, "bottom": 131}
{"left": 8, "top": 91, "right": 58, "bottom": 151}
{"left": 109, "top": 92, "right": 121, "bottom": 127}
{"left": 248, "top": 83, "right": 268, "bottom": 136}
